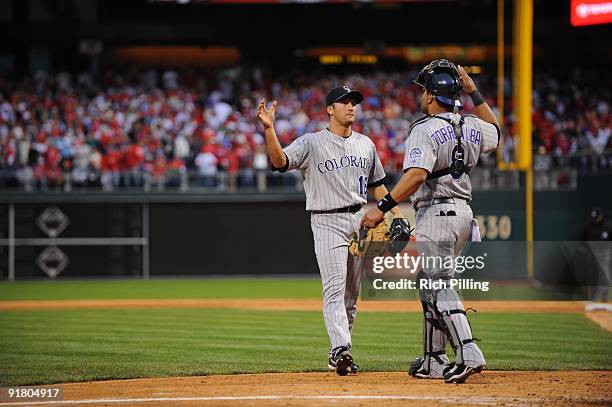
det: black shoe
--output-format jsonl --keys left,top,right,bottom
{"left": 327, "top": 356, "right": 336, "bottom": 371}
{"left": 330, "top": 346, "right": 353, "bottom": 376}
{"left": 442, "top": 362, "right": 455, "bottom": 376}
{"left": 443, "top": 364, "right": 484, "bottom": 384}
{"left": 328, "top": 359, "right": 359, "bottom": 375}
{"left": 408, "top": 357, "right": 430, "bottom": 379}
{"left": 408, "top": 357, "right": 423, "bottom": 376}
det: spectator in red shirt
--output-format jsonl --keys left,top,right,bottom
{"left": 124, "top": 142, "right": 145, "bottom": 187}
{"left": 101, "top": 145, "right": 121, "bottom": 190}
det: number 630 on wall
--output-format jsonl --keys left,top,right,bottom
{"left": 475, "top": 215, "right": 512, "bottom": 240}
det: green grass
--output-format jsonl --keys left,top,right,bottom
{"left": 0, "top": 279, "right": 323, "bottom": 301}
{"left": 0, "top": 278, "right": 589, "bottom": 301}
{"left": 0, "top": 309, "right": 610, "bottom": 386}
{"left": 1, "top": 279, "right": 609, "bottom": 385}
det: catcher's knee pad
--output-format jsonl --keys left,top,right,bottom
{"left": 422, "top": 300, "right": 449, "bottom": 352}
{"left": 434, "top": 288, "right": 485, "bottom": 367}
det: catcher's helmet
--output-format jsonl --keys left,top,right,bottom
{"left": 413, "top": 59, "right": 463, "bottom": 108}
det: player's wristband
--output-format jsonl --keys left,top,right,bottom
{"left": 377, "top": 193, "right": 398, "bottom": 213}
{"left": 470, "top": 90, "right": 485, "bottom": 106}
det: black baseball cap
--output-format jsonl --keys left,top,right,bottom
{"left": 326, "top": 86, "right": 364, "bottom": 106}
{"left": 590, "top": 206, "right": 603, "bottom": 219}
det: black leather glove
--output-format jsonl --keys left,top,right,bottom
{"left": 388, "top": 218, "right": 413, "bottom": 254}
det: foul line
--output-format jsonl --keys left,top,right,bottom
{"left": 3, "top": 394, "right": 610, "bottom": 406}
{"left": 0, "top": 395, "right": 525, "bottom": 406}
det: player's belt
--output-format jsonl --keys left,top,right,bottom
{"left": 432, "top": 197, "right": 458, "bottom": 205}
{"left": 310, "top": 204, "right": 363, "bottom": 215}
{"left": 415, "top": 197, "right": 468, "bottom": 210}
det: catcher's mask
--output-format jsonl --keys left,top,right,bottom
{"left": 413, "top": 59, "right": 463, "bottom": 109}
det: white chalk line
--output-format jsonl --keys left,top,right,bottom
{"left": 1, "top": 394, "right": 610, "bottom": 406}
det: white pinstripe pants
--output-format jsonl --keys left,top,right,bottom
{"left": 415, "top": 200, "right": 485, "bottom": 367}
{"left": 311, "top": 207, "right": 365, "bottom": 350}
{"left": 415, "top": 201, "right": 473, "bottom": 274}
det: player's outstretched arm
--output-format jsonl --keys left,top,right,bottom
{"left": 458, "top": 65, "right": 499, "bottom": 128}
{"left": 368, "top": 184, "right": 404, "bottom": 219}
{"left": 257, "top": 99, "right": 287, "bottom": 169}
{"left": 388, "top": 168, "right": 428, "bottom": 203}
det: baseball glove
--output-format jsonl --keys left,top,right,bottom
{"left": 349, "top": 220, "right": 390, "bottom": 258}
{"left": 349, "top": 217, "right": 413, "bottom": 258}
{"left": 388, "top": 218, "right": 413, "bottom": 255}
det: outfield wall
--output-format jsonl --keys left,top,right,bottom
{"left": 0, "top": 174, "right": 610, "bottom": 280}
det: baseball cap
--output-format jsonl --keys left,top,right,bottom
{"left": 590, "top": 206, "right": 603, "bottom": 219}
{"left": 326, "top": 85, "right": 364, "bottom": 106}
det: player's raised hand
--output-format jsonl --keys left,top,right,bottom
{"left": 257, "top": 99, "right": 277, "bottom": 129}
{"left": 458, "top": 65, "right": 478, "bottom": 94}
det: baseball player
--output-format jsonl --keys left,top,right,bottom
{"left": 361, "top": 59, "right": 500, "bottom": 383}
{"left": 257, "top": 86, "right": 409, "bottom": 376}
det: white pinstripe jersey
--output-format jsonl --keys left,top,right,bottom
{"left": 279, "top": 129, "right": 386, "bottom": 211}
{"left": 403, "top": 112, "right": 499, "bottom": 204}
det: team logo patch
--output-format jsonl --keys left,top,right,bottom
{"left": 409, "top": 147, "right": 423, "bottom": 159}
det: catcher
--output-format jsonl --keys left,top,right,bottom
{"left": 362, "top": 60, "right": 500, "bottom": 383}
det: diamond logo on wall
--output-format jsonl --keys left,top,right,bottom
{"left": 36, "top": 246, "right": 70, "bottom": 279}
{"left": 36, "top": 207, "right": 70, "bottom": 238}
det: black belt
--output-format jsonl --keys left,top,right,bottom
{"left": 310, "top": 204, "right": 363, "bottom": 215}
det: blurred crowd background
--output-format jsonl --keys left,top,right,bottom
{"left": 0, "top": 66, "right": 609, "bottom": 191}
{"left": 0, "top": 0, "right": 609, "bottom": 193}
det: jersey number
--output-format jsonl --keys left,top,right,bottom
{"left": 359, "top": 175, "right": 368, "bottom": 195}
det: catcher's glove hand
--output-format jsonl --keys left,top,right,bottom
{"left": 388, "top": 218, "right": 413, "bottom": 255}
{"left": 348, "top": 218, "right": 391, "bottom": 258}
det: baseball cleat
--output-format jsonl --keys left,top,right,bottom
{"left": 443, "top": 363, "right": 484, "bottom": 384}
{"left": 409, "top": 356, "right": 450, "bottom": 379}
{"left": 408, "top": 357, "right": 430, "bottom": 378}
{"left": 328, "top": 358, "right": 359, "bottom": 375}
{"left": 410, "top": 368, "right": 432, "bottom": 379}
{"left": 330, "top": 346, "right": 353, "bottom": 376}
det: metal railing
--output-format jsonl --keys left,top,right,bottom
{"left": 1, "top": 153, "right": 610, "bottom": 194}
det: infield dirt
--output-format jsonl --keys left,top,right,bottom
{"left": 19, "top": 370, "right": 609, "bottom": 406}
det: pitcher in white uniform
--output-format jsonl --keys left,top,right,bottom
{"left": 362, "top": 60, "right": 500, "bottom": 383}
{"left": 257, "top": 86, "right": 406, "bottom": 376}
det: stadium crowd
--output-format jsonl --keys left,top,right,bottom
{"left": 0, "top": 67, "right": 609, "bottom": 191}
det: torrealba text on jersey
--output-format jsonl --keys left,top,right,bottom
{"left": 430, "top": 125, "right": 482, "bottom": 146}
